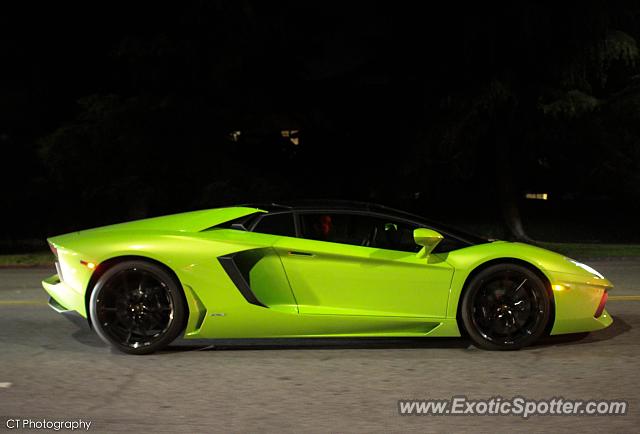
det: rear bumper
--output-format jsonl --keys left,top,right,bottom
{"left": 42, "top": 274, "right": 87, "bottom": 318}
{"left": 48, "top": 296, "right": 71, "bottom": 313}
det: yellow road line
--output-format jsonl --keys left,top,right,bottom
{"left": 0, "top": 300, "right": 46, "bottom": 305}
{"left": 608, "top": 295, "right": 640, "bottom": 301}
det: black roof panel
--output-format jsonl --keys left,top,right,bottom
{"left": 238, "top": 200, "right": 488, "bottom": 245}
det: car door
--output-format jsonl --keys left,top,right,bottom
{"left": 216, "top": 211, "right": 300, "bottom": 314}
{"left": 273, "top": 212, "right": 454, "bottom": 318}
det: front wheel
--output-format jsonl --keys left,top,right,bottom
{"left": 460, "top": 264, "right": 551, "bottom": 350}
{"left": 89, "top": 260, "right": 187, "bottom": 355}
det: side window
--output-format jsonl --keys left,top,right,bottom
{"left": 299, "top": 213, "right": 369, "bottom": 246}
{"left": 298, "top": 213, "right": 420, "bottom": 252}
{"left": 252, "top": 213, "right": 295, "bottom": 237}
{"left": 371, "top": 220, "right": 420, "bottom": 252}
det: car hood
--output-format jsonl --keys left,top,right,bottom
{"left": 506, "top": 242, "right": 609, "bottom": 282}
{"left": 445, "top": 241, "right": 612, "bottom": 287}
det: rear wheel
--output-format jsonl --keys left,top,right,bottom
{"left": 460, "top": 264, "right": 551, "bottom": 350}
{"left": 89, "top": 260, "right": 186, "bottom": 354}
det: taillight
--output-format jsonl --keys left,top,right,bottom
{"left": 594, "top": 291, "right": 608, "bottom": 318}
{"left": 48, "top": 242, "right": 58, "bottom": 259}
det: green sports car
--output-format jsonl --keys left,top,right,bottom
{"left": 42, "top": 201, "right": 612, "bottom": 354}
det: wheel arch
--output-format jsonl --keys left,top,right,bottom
{"left": 455, "top": 257, "right": 556, "bottom": 336}
{"left": 85, "top": 255, "right": 188, "bottom": 329}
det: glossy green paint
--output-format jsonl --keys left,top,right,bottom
{"left": 441, "top": 241, "right": 613, "bottom": 336}
{"left": 273, "top": 236, "right": 453, "bottom": 317}
{"left": 413, "top": 227, "right": 444, "bottom": 258}
{"left": 247, "top": 248, "right": 299, "bottom": 314}
{"left": 42, "top": 207, "right": 613, "bottom": 340}
{"left": 42, "top": 274, "right": 86, "bottom": 315}
{"left": 78, "top": 207, "right": 265, "bottom": 234}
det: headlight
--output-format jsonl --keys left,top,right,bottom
{"left": 565, "top": 258, "right": 605, "bottom": 279}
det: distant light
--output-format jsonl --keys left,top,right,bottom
{"left": 552, "top": 284, "right": 567, "bottom": 292}
{"left": 281, "top": 129, "right": 300, "bottom": 146}
{"left": 525, "top": 193, "right": 548, "bottom": 200}
{"left": 229, "top": 131, "right": 242, "bottom": 142}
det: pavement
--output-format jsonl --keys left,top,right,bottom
{"left": 0, "top": 260, "right": 639, "bottom": 433}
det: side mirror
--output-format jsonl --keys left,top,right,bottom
{"left": 414, "top": 228, "right": 443, "bottom": 258}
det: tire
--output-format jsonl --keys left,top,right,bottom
{"left": 460, "top": 264, "right": 551, "bottom": 350}
{"left": 89, "top": 260, "right": 187, "bottom": 355}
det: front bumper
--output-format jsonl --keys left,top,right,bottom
{"left": 549, "top": 272, "right": 613, "bottom": 335}
{"left": 42, "top": 274, "right": 87, "bottom": 318}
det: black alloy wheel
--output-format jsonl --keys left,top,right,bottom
{"left": 460, "top": 264, "right": 551, "bottom": 350}
{"left": 89, "top": 260, "right": 187, "bottom": 354}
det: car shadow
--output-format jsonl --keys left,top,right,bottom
{"left": 69, "top": 315, "right": 632, "bottom": 353}
{"left": 70, "top": 328, "right": 105, "bottom": 348}
{"left": 164, "top": 316, "right": 632, "bottom": 353}
{"left": 532, "top": 315, "right": 632, "bottom": 348}
{"left": 165, "top": 336, "right": 471, "bottom": 352}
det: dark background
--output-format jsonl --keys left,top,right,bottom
{"left": 2, "top": 0, "right": 639, "bottom": 250}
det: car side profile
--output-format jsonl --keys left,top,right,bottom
{"left": 42, "top": 201, "right": 613, "bottom": 354}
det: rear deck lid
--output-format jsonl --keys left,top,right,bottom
{"left": 77, "top": 207, "right": 264, "bottom": 235}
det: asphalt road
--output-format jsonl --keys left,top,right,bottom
{"left": 1, "top": 261, "right": 639, "bottom": 433}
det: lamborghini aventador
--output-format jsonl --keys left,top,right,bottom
{"left": 42, "top": 201, "right": 613, "bottom": 354}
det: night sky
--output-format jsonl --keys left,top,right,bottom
{"left": 2, "top": 1, "right": 640, "bottom": 247}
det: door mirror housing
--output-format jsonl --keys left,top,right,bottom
{"left": 414, "top": 228, "right": 444, "bottom": 258}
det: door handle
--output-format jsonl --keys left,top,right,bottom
{"left": 288, "top": 251, "right": 314, "bottom": 256}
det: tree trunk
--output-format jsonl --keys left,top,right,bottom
{"left": 495, "top": 123, "right": 533, "bottom": 243}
